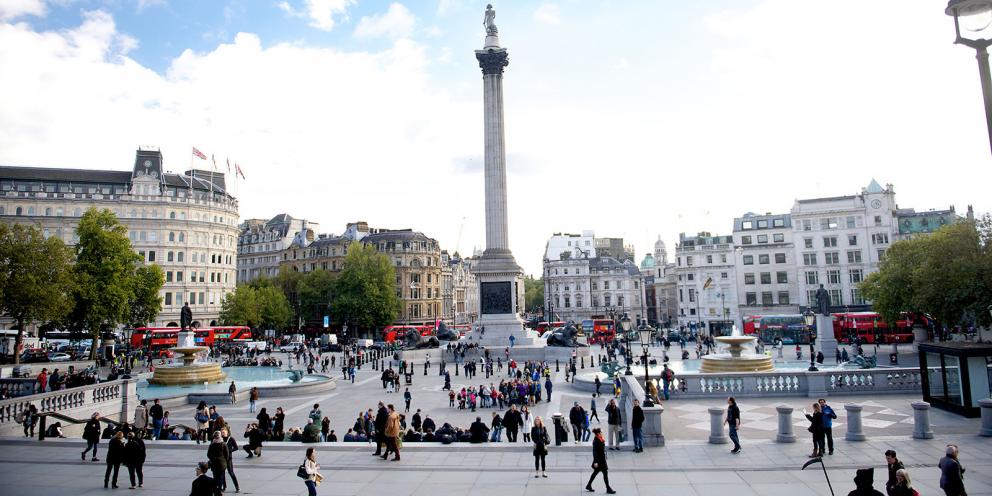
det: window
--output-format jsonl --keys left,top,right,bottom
{"left": 177, "top": 271, "right": 184, "bottom": 282}
{"left": 743, "top": 255, "right": 754, "bottom": 265}
{"left": 821, "top": 217, "right": 839, "bottom": 229}
{"left": 847, "top": 250, "right": 862, "bottom": 263}
{"left": 758, "top": 254, "right": 769, "bottom": 264}
{"left": 741, "top": 235, "right": 752, "bottom": 245}
{"left": 148, "top": 251, "right": 156, "bottom": 262}
{"left": 803, "top": 253, "right": 817, "bottom": 266}
{"left": 778, "top": 292, "right": 790, "bottom": 305}
{"left": 829, "top": 289, "right": 843, "bottom": 306}
{"left": 802, "top": 220, "right": 812, "bottom": 231}
{"left": 744, "top": 273, "right": 755, "bottom": 285}
{"left": 745, "top": 292, "right": 757, "bottom": 305}
{"left": 688, "top": 289, "right": 695, "bottom": 303}
{"left": 167, "top": 251, "right": 174, "bottom": 262}
{"left": 165, "top": 293, "right": 172, "bottom": 306}
{"left": 686, "top": 256, "right": 693, "bottom": 266}
{"left": 761, "top": 292, "right": 773, "bottom": 305}
{"left": 872, "top": 233, "right": 889, "bottom": 245}
{"left": 846, "top": 216, "right": 857, "bottom": 228}
{"left": 827, "top": 270, "right": 841, "bottom": 284}
{"left": 848, "top": 234, "right": 858, "bottom": 246}
{"left": 564, "top": 296, "right": 570, "bottom": 308}
{"left": 850, "top": 288, "right": 865, "bottom": 305}
{"left": 804, "top": 238, "right": 813, "bottom": 249}
{"left": 591, "top": 281, "right": 597, "bottom": 290}
{"left": 706, "top": 255, "right": 713, "bottom": 264}
{"left": 757, "top": 234, "right": 768, "bottom": 244}
{"left": 773, "top": 218, "right": 784, "bottom": 228}
{"left": 604, "top": 281, "right": 610, "bottom": 290}
{"left": 166, "top": 271, "right": 173, "bottom": 282}
{"left": 874, "top": 215, "right": 882, "bottom": 226}
{"left": 878, "top": 249, "right": 886, "bottom": 260}
{"left": 807, "top": 290, "right": 818, "bottom": 306}
{"left": 720, "top": 254, "right": 727, "bottom": 263}
{"left": 823, "top": 236, "right": 838, "bottom": 247}
{"left": 742, "top": 221, "right": 753, "bottom": 230}
{"left": 760, "top": 272, "right": 771, "bottom": 284}
{"left": 805, "top": 271, "right": 819, "bottom": 285}
{"left": 849, "top": 269, "right": 864, "bottom": 284}
{"left": 757, "top": 220, "right": 768, "bottom": 229}
{"left": 721, "top": 272, "right": 728, "bottom": 279}
{"left": 177, "top": 252, "right": 184, "bottom": 262}
{"left": 825, "top": 252, "right": 840, "bottom": 265}
{"left": 777, "top": 271, "right": 788, "bottom": 283}
{"left": 773, "top": 233, "right": 784, "bottom": 243}
{"left": 775, "top": 253, "right": 786, "bottom": 263}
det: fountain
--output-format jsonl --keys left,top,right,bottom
{"left": 699, "top": 325, "right": 774, "bottom": 373}
{"left": 147, "top": 329, "right": 227, "bottom": 386}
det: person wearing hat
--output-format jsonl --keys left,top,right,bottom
{"left": 848, "top": 467, "right": 885, "bottom": 496}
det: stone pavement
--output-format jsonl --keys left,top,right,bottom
{"left": 0, "top": 433, "right": 989, "bottom": 495}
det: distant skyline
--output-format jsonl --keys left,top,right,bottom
{"left": 0, "top": 1, "right": 988, "bottom": 276}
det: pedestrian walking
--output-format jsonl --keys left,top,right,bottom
{"left": 585, "top": 428, "right": 616, "bottom": 494}
{"left": 228, "top": 381, "right": 237, "bottom": 404}
{"left": 301, "top": 447, "right": 323, "bottom": 496}
{"left": 20, "top": 403, "right": 37, "bottom": 438}
{"left": 594, "top": 376, "right": 602, "bottom": 396}
{"left": 124, "top": 432, "right": 146, "bottom": 489}
{"left": 82, "top": 412, "right": 101, "bottom": 461}
{"left": 207, "top": 431, "right": 229, "bottom": 492}
{"left": 885, "top": 450, "right": 905, "bottom": 496}
{"left": 590, "top": 394, "right": 600, "bottom": 423}
{"left": 104, "top": 431, "right": 125, "bottom": 489}
{"left": 631, "top": 399, "right": 645, "bottom": 453}
{"left": 404, "top": 388, "right": 412, "bottom": 412}
{"left": 382, "top": 404, "right": 402, "bottom": 461}
{"left": 605, "top": 399, "right": 621, "bottom": 450}
{"left": 804, "top": 403, "right": 825, "bottom": 457}
{"left": 372, "top": 402, "right": 388, "bottom": 456}
{"left": 531, "top": 416, "right": 550, "bottom": 478}
{"left": 938, "top": 444, "right": 966, "bottom": 496}
{"left": 221, "top": 427, "right": 241, "bottom": 493}
{"left": 726, "top": 396, "right": 741, "bottom": 454}
{"left": 249, "top": 387, "right": 259, "bottom": 413}
{"left": 570, "top": 401, "right": 586, "bottom": 445}
{"left": 189, "top": 461, "right": 218, "bottom": 496}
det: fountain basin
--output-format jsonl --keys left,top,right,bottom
{"left": 699, "top": 355, "right": 774, "bottom": 373}
{"left": 147, "top": 362, "right": 227, "bottom": 385}
{"left": 138, "top": 367, "right": 333, "bottom": 401}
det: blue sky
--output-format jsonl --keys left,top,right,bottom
{"left": 0, "top": 1, "right": 989, "bottom": 276}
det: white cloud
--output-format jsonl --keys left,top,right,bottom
{"left": 533, "top": 3, "right": 560, "bottom": 25}
{"left": 354, "top": 3, "right": 415, "bottom": 40}
{"left": 0, "top": 0, "right": 45, "bottom": 20}
{"left": 436, "top": 0, "right": 461, "bottom": 16}
{"left": 278, "top": 0, "right": 353, "bottom": 31}
{"left": 136, "top": 0, "right": 166, "bottom": 13}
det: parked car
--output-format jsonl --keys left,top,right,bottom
{"left": 20, "top": 349, "right": 50, "bottom": 363}
{"left": 46, "top": 352, "right": 71, "bottom": 362}
{"left": 278, "top": 344, "right": 299, "bottom": 353}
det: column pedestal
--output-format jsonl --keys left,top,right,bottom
{"left": 816, "top": 314, "right": 838, "bottom": 366}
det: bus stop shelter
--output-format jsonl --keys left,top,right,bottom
{"left": 918, "top": 342, "right": 992, "bottom": 417}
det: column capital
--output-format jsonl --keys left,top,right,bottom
{"left": 476, "top": 48, "right": 509, "bottom": 75}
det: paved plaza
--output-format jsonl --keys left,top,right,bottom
{"left": 1, "top": 347, "right": 989, "bottom": 495}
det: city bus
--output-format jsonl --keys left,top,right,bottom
{"left": 211, "top": 326, "right": 253, "bottom": 343}
{"left": 130, "top": 327, "right": 216, "bottom": 356}
{"left": 744, "top": 315, "right": 811, "bottom": 345}
{"left": 832, "top": 312, "right": 916, "bottom": 344}
{"left": 741, "top": 316, "right": 760, "bottom": 336}
{"left": 382, "top": 325, "right": 434, "bottom": 343}
{"left": 536, "top": 322, "right": 565, "bottom": 336}
{"left": 588, "top": 319, "right": 616, "bottom": 344}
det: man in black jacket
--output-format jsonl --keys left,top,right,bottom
{"left": 585, "top": 428, "right": 616, "bottom": 494}
{"left": 190, "top": 461, "right": 220, "bottom": 496}
{"left": 569, "top": 402, "right": 586, "bottom": 445}
{"left": 82, "top": 412, "right": 101, "bottom": 461}
{"left": 372, "top": 402, "right": 388, "bottom": 456}
{"left": 411, "top": 409, "right": 423, "bottom": 432}
{"left": 422, "top": 415, "right": 436, "bottom": 434}
{"left": 149, "top": 399, "right": 164, "bottom": 440}
{"left": 503, "top": 405, "right": 523, "bottom": 442}
{"left": 243, "top": 423, "right": 265, "bottom": 458}
{"left": 469, "top": 417, "right": 490, "bottom": 443}
{"left": 631, "top": 399, "right": 645, "bottom": 453}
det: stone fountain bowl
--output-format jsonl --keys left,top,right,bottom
{"left": 715, "top": 336, "right": 756, "bottom": 345}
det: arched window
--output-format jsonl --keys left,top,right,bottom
{"left": 576, "top": 294, "right": 583, "bottom": 308}
{"left": 169, "top": 232, "right": 175, "bottom": 242}
{"left": 15, "top": 206, "right": 22, "bottom": 216}
{"left": 56, "top": 207, "right": 63, "bottom": 216}
{"left": 73, "top": 208, "right": 81, "bottom": 217}
{"left": 177, "top": 252, "right": 184, "bottom": 262}
{"left": 167, "top": 252, "right": 174, "bottom": 262}
{"left": 170, "top": 211, "right": 176, "bottom": 219}
{"left": 27, "top": 207, "right": 34, "bottom": 215}
{"left": 44, "top": 207, "right": 51, "bottom": 216}
{"left": 179, "top": 232, "right": 185, "bottom": 242}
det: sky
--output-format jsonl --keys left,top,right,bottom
{"left": 0, "top": 0, "right": 989, "bottom": 277}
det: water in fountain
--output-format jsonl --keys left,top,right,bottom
{"left": 699, "top": 325, "right": 774, "bottom": 373}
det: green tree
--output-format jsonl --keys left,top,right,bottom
{"left": 0, "top": 224, "right": 75, "bottom": 363}
{"left": 128, "top": 264, "right": 164, "bottom": 327}
{"left": 220, "top": 285, "right": 293, "bottom": 331}
{"left": 69, "top": 208, "right": 144, "bottom": 359}
{"left": 861, "top": 220, "right": 992, "bottom": 330}
{"left": 299, "top": 269, "right": 337, "bottom": 324}
{"left": 331, "top": 242, "right": 399, "bottom": 333}
{"left": 524, "top": 275, "right": 544, "bottom": 313}
{"left": 257, "top": 285, "right": 293, "bottom": 330}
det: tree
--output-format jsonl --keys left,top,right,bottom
{"left": 524, "top": 276, "right": 544, "bottom": 313}
{"left": 257, "top": 285, "right": 293, "bottom": 330}
{"left": 861, "top": 220, "right": 992, "bottom": 331}
{"left": 331, "top": 242, "right": 399, "bottom": 333}
{"left": 220, "top": 285, "right": 292, "bottom": 331}
{"left": 0, "top": 224, "right": 75, "bottom": 363}
{"left": 299, "top": 269, "right": 337, "bottom": 324}
{"left": 128, "top": 264, "right": 164, "bottom": 327}
{"left": 69, "top": 208, "right": 145, "bottom": 359}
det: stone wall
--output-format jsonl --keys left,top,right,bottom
{"left": 0, "top": 379, "right": 137, "bottom": 438}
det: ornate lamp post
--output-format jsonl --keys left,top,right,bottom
{"left": 621, "top": 313, "right": 633, "bottom": 375}
{"left": 637, "top": 323, "right": 654, "bottom": 407}
{"left": 946, "top": 0, "right": 992, "bottom": 155}
{"left": 803, "top": 308, "right": 817, "bottom": 372}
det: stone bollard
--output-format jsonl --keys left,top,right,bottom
{"left": 775, "top": 405, "right": 796, "bottom": 443}
{"left": 979, "top": 399, "right": 992, "bottom": 437}
{"left": 708, "top": 407, "right": 728, "bottom": 444}
{"left": 455, "top": 364, "right": 459, "bottom": 376}
{"left": 912, "top": 401, "right": 934, "bottom": 439}
{"left": 556, "top": 359, "right": 560, "bottom": 372}
{"left": 581, "top": 357, "right": 585, "bottom": 369}
{"left": 845, "top": 404, "right": 866, "bottom": 441}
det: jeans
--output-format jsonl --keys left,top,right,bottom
{"left": 729, "top": 426, "right": 741, "bottom": 451}
{"left": 151, "top": 418, "right": 163, "bottom": 439}
{"left": 250, "top": 400, "right": 256, "bottom": 413}
{"left": 305, "top": 480, "right": 317, "bottom": 496}
{"left": 571, "top": 424, "right": 582, "bottom": 442}
{"left": 823, "top": 427, "right": 833, "bottom": 453}
{"left": 226, "top": 460, "right": 239, "bottom": 491}
{"left": 582, "top": 428, "right": 591, "bottom": 442}
{"left": 632, "top": 427, "right": 643, "bottom": 451}
{"left": 128, "top": 464, "right": 144, "bottom": 487}
{"left": 104, "top": 462, "right": 120, "bottom": 487}
{"left": 506, "top": 428, "right": 518, "bottom": 442}
{"left": 534, "top": 454, "right": 546, "bottom": 471}
{"left": 491, "top": 426, "right": 503, "bottom": 442}
{"left": 83, "top": 439, "right": 99, "bottom": 458}
{"left": 812, "top": 432, "right": 825, "bottom": 454}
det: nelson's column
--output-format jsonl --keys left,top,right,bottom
{"left": 469, "top": 5, "right": 538, "bottom": 347}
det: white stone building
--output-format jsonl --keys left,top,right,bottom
{"left": 237, "top": 214, "right": 319, "bottom": 283}
{"left": 790, "top": 179, "right": 897, "bottom": 311}
{"left": 732, "top": 212, "right": 799, "bottom": 317}
{"left": 441, "top": 251, "right": 479, "bottom": 324}
{"left": 543, "top": 254, "right": 645, "bottom": 324}
{"left": 674, "top": 232, "right": 739, "bottom": 335}
{"left": 544, "top": 231, "right": 597, "bottom": 261}
{"left": 0, "top": 147, "right": 240, "bottom": 328}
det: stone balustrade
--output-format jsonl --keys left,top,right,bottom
{"left": 650, "top": 367, "right": 923, "bottom": 399}
{"left": 0, "top": 379, "right": 136, "bottom": 437}
{"left": 620, "top": 375, "right": 664, "bottom": 446}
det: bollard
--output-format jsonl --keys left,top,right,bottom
{"left": 912, "top": 401, "right": 934, "bottom": 439}
{"left": 844, "top": 404, "right": 866, "bottom": 441}
{"left": 775, "top": 405, "right": 796, "bottom": 443}
{"left": 555, "top": 359, "right": 560, "bottom": 372}
{"left": 708, "top": 407, "right": 728, "bottom": 444}
{"left": 979, "top": 399, "right": 992, "bottom": 437}
{"left": 455, "top": 364, "right": 459, "bottom": 376}
{"left": 581, "top": 357, "right": 585, "bottom": 369}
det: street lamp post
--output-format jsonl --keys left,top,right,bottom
{"left": 638, "top": 323, "right": 654, "bottom": 407}
{"left": 621, "top": 313, "right": 633, "bottom": 375}
{"left": 946, "top": 0, "right": 992, "bottom": 155}
{"left": 803, "top": 308, "right": 817, "bottom": 372}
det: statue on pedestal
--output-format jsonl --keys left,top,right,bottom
{"left": 814, "top": 284, "right": 831, "bottom": 316}
{"left": 180, "top": 302, "right": 193, "bottom": 331}
{"left": 483, "top": 4, "right": 498, "bottom": 35}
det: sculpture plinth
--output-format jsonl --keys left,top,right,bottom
{"left": 148, "top": 330, "right": 227, "bottom": 386}
{"left": 700, "top": 327, "right": 774, "bottom": 373}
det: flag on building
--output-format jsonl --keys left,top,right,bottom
{"left": 702, "top": 277, "right": 713, "bottom": 290}
{"left": 226, "top": 158, "right": 231, "bottom": 172}
{"left": 192, "top": 147, "right": 207, "bottom": 160}
{"left": 236, "top": 163, "right": 246, "bottom": 180}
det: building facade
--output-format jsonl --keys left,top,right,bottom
{"left": 0, "top": 148, "right": 239, "bottom": 328}
{"left": 364, "top": 230, "right": 442, "bottom": 324}
{"left": 543, "top": 255, "right": 646, "bottom": 324}
{"left": 894, "top": 206, "right": 966, "bottom": 241}
{"left": 674, "top": 232, "right": 739, "bottom": 335}
{"left": 732, "top": 212, "right": 799, "bottom": 317}
{"left": 441, "top": 252, "right": 479, "bottom": 324}
{"left": 237, "top": 214, "right": 319, "bottom": 283}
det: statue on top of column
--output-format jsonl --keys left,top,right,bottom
{"left": 484, "top": 4, "right": 498, "bottom": 35}
{"left": 815, "top": 284, "right": 831, "bottom": 316}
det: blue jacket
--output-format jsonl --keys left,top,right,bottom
{"left": 821, "top": 405, "right": 836, "bottom": 428}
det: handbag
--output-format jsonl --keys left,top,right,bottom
{"left": 296, "top": 464, "right": 309, "bottom": 479}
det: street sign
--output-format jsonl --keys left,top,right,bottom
{"left": 323, "top": 315, "right": 329, "bottom": 328}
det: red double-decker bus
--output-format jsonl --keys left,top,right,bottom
{"left": 587, "top": 319, "right": 616, "bottom": 344}
{"left": 131, "top": 327, "right": 216, "bottom": 356}
{"left": 211, "top": 326, "right": 253, "bottom": 343}
{"left": 382, "top": 325, "right": 434, "bottom": 343}
{"left": 742, "top": 316, "right": 761, "bottom": 336}
{"left": 832, "top": 312, "right": 915, "bottom": 344}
